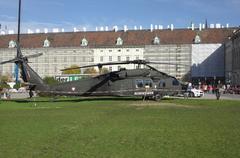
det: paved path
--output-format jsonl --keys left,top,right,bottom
{"left": 202, "top": 93, "right": 240, "bottom": 100}
{"left": 172, "top": 93, "right": 240, "bottom": 101}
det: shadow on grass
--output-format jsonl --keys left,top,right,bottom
{"left": 10, "top": 96, "right": 145, "bottom": 103}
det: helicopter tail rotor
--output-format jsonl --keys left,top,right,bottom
{"left": 0, "top": 52, "right": 43, "bottom": 83}
{"left": 1, "top": 0, "right": 48, "bottom": 98}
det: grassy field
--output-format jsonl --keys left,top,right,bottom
{"left": 0, "top": 98, "right": 240, "bottom": 158}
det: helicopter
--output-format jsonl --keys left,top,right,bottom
{"left": 0, "top": 0, "right": 186, "bottom": 101}
{"left": 1, "top": 57, "right": 185, "bottom": 101}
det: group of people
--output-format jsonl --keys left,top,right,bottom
{"left": 187, "top": 81, "right": 231, "bottom": 100}
{"left": 200, "top": 83, "right": 227, "bottom": 94}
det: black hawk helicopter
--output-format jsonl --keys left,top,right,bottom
{"left": 0, "top": 0, "right": 186, "bottom": 101}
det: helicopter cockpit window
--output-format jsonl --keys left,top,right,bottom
{"left": 143, "top": 79, "right": 152, "bottom": 87}
{"left": 159, "top": 80, "right": 166, "bottom": 88}
{"left": 135, "top": 79, "right": 143, "bottom": 88}
{"left": 172, "top": 79, "right": 180, "bottom": 86}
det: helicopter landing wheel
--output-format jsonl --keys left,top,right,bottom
{"left": 189, "top": 92, "right": 194, "bottom": 97}
{"left": 154, "top": 94, "right": 162, "bottom": 101}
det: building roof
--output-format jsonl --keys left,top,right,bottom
{"left": 0, "top": 28, "right": 237, "bottom": 48}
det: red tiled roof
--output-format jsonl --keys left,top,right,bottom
{"left": 0, "top": 28, "right": 236, "bottom": 48}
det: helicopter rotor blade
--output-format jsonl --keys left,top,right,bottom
{"left": 0, "top": 58, "right": 18, "bottom": 64}
{"left": 146, "top": 61, "right": 190, "bottom": 67}
{"left": 61, "top": 61, "right": 138, "bottom": 71}
{"left": 60, "top": 59, "right": 190, "bottom": 71}
{"left": 24, "top": 53, "right": 43, "bottom": 59}
{"left": 145, "top": 64, "right": 158, "bottom": 71}
{"left": 0, "top": 53, "right": 42, "bottom": 65}
{"left": 145, "top": 64, "right": 170, "bottom": 76}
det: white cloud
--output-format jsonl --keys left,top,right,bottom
{"left": 0, "top": 15, "right": 16, "bottom": 21}
{"left": 0, "top": 20, "right": 99, "bottom": 33}
{"left": 0, "top": 17, "right": 147, "bottom": 34}
{"left": 34, "top": 1, "right": 65, "bottom": 7}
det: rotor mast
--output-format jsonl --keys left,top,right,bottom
{"left": 17, "top": 0, "right": 21, "bottom": 44}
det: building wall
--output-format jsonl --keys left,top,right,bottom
{"left": 191, "top": 44, "right": 224, "bottom": 78}
{"left": 0, "top": 43, "right": 229, "bottom": 82}
{"left": 93, "top": 47, "right": 144, "bottom": 71}
{"left": 0, "top": 48, "right": 17, "bottom": 77}
{"left": 144, "top": 44, "right": 191, "bottom": 79}
{"left": 224, "top": 40, "right": 233, "bottom": 84}
{"left": 0, "top": 47, "right": 94, "bottom": 77}
{"left": 0, "top": 28, "right": 236, "bottom": 82}
{"left": 232, "top": 33, "right": 240, "bottom": 85}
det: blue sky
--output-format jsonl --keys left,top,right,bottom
{"left": 0, "top": 0, "right": 239, "bottom": 33}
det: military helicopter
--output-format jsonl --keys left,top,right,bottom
{"left": 0, "top": 0, "right": 185, "bottom": 101}
{"left": 1, "top": 57, "right": 184, "bottom": 100}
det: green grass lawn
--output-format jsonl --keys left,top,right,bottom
{"left": 0, "top": 98, "right": 240, "bottom": 158}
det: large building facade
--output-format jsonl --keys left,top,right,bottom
{"left": 93, "top": 46, "right": 144, "bottom": 71}
{"left": 0, "top": 28, "right": 236, "bottom": 82}
{"left": 0, "top": 47, "right": 93, "bottom": 77}
{"left": 191, "top": 44, "right": 225, "bottom": 80}
{"left": 225, "top": 29, "right": 240, "bottom": 86}
{"left": 144, "top": 44, "right": 191, "bottom": 79}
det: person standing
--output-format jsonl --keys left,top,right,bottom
{"left": 215, "top": 81, "right": 222, "bottom": 100}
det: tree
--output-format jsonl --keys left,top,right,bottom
{"left": 0, "top": 75, "right": 11, "bottom": 89}
{"left": 101, "top": 68, "right": 109, "bottom": 74}
{"left": 83, "top": 68, "right": 97, "bottom": 75}
{"left": 13, "top": 82, "right": 21, "bottom": 90}
{"left": 0, "top": 82, "right": 10, "bottom": 89}
{"left": 0, "top": 75, "right": 11, "bottom": 82}
{"left": 62, "top": 64, "right": 81, "bottom": 74}
{"left": 43, "top": 76, "right": 60, "bottom": 85}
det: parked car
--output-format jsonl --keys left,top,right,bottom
{"left": 9, "top": 88, "right": 18, "bottom": 92}
{"left": 188, "top": 88, "right": 204, "bottom": 97}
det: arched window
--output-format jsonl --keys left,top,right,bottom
{"left": 135, "top": 79, "right": 143, "bottom": 88}
{"left": 153, "top": 36, "right": 160, "bottom": 45}
{"left": 194, "top": 34, "right": 201, "bottom": 44}
{"left": 43, "top": 38, "right": 50, "bottom": 47}
{"left": 81, "top": 38, "right": 88, "bottom": 46}
{"left": 159, "top": 80, "right": 166, "bottom": 88}
{"left": 8, "top": 40, "right": 16, "bottom": 48}
{"left": 172, "top": 79, "right": 180, "bottom": 86}
{"left": 116, "top": 37, "right": 123, "bottom": 46}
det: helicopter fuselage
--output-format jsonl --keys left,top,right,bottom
{"left": 36, "top": 69, "right": 182, "bottom": 99}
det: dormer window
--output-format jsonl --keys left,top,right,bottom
{"left": 153, "top": 36, "right": 160, "bottom": 45}
{"left": 194, "top": 34, "right": 201, "bottom": 44}
{"left": 8, "top": 40, "right": 16, "bottom": 48}
{"left": 81, "top": 38, "right": 88, "bottom": 47}
{"left": 116, "top": 37, "right": 123, "bottom": 46}
{"left": 43, "top": 38, "right": 50, "bottom": 47}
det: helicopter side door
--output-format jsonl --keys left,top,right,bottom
{"left": 157, "top": 78, "right": 181, "bottom": 96}
{"left": 134, "top": 78, "right": 154, "bottom": 96}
